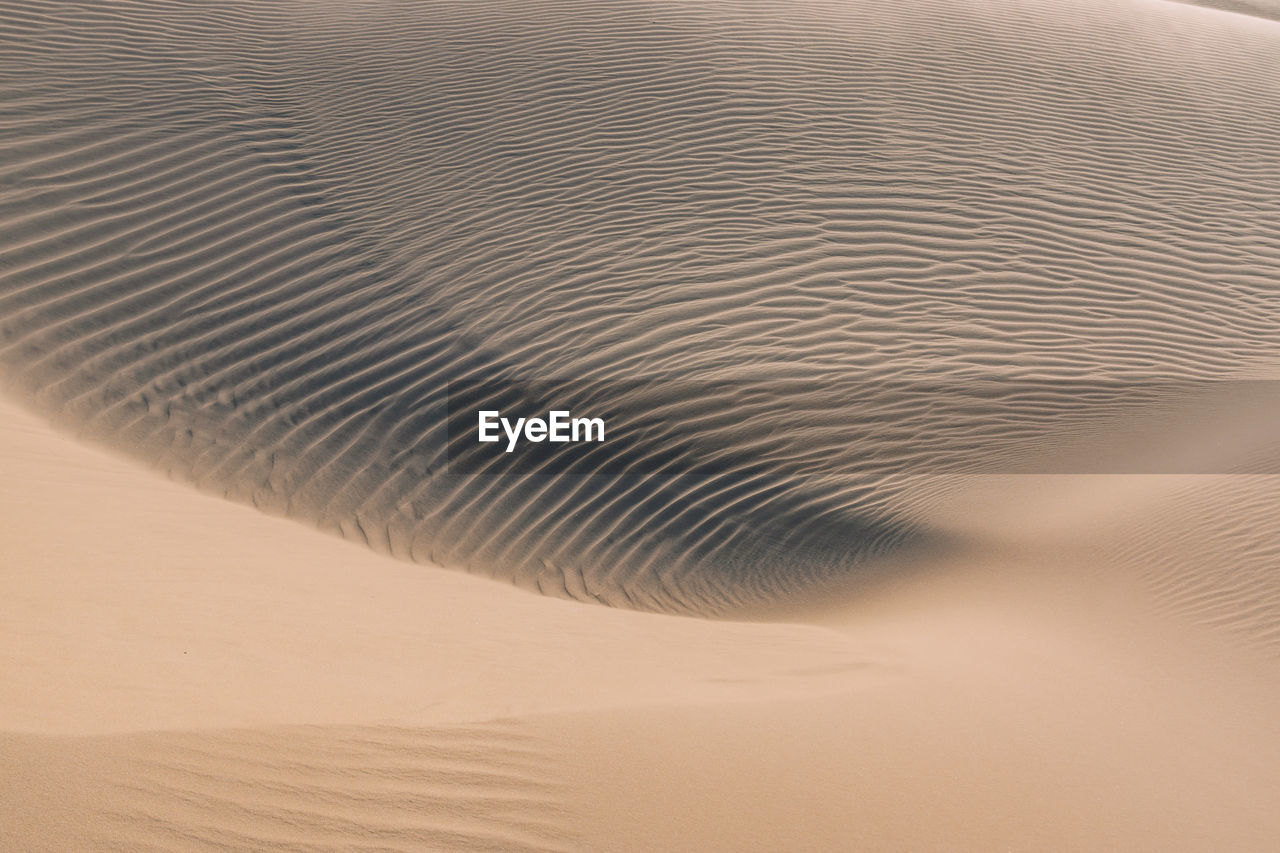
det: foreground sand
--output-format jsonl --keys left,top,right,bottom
{"left": 4, "top": 397, "right": 1278, "bottom": 851}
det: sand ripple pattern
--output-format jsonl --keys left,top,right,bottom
{"left": 1, "top": 0, "right": 1279, "bottom": 614}
{"left": 1, "top": 722, "right": 575, "bottom": 853}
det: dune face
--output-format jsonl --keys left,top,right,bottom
{"left": 3, "top": 0, "right": 1280, "bottom": 615}
{"left": 4, "top": 1, "right": 1280, "bottom": 850}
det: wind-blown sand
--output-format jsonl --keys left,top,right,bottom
{"left": 3, "top": 397, "right": 1278, "bottom": 851}
{"left": 2, "top": 0, "right": 1280, "bottom": 848}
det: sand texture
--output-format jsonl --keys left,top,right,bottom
{"left": 4, "top": 0, "right": 1280, "bottom": 613}
{"left": 2, "top": 0, "right": 1279, "bottom": 849}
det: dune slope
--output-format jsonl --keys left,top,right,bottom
{"left": 2, "top": 0, "right": 1280, "bottom": 614}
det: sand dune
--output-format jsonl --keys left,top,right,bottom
{"left": 2, "top": 0, "right": 1280, "bottom": 848}
{"left": 0, "top": 397, "right": 882, "bottom": 848}
{"left": 4, "top": 0, "right": 1280, "bottom": 614}
{"left": 4, "top": 399, "right": 1279, "bottom": 851}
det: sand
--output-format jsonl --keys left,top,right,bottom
{"left": 5, "top": 0, "right": 1280, "bottom": 613}
{"left": 4, "top": 399, "right": 1279, "bottom": 850}
{"left": 0, "top": 397, "right": 874, "bottom": 849}
{"left": 3, "top": 0, "right": 1280, "bottom": 848}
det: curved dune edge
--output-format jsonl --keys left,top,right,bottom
{"left": 0, "top": 397, "right": 870, "bottom": 737}
{"left": 4, "top": 397, "right": 1280, "bottom": 851}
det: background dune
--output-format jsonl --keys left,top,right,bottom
{"left": 1176, "top": 0, "right": 1280, "bottom": 22}
{"left": 4, "top": 0, "right": 1280, "bottom": 614}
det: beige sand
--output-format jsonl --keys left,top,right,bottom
{"left": 4, "top": 398, "right": 1278, "bottom": 851}
{"left": 4, "top": 0, "right": 1280, "bottom": 616}
{"left": 0, "top": 398, "right": 867, "bottom": 850}
{"left": 3, "top": 0, "right": 1280, "bottom": 848}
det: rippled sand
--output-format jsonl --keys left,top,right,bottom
{"left": 2, "top": 0, "right": 1279, "bottom": 849}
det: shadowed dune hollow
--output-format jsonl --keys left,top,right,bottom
{"left": 2, "top": 0, "right": 1280, "bottom": 617}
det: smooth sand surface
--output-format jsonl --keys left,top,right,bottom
{"left": 4, "top": 398, "right": 1279, "bottom": 851}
